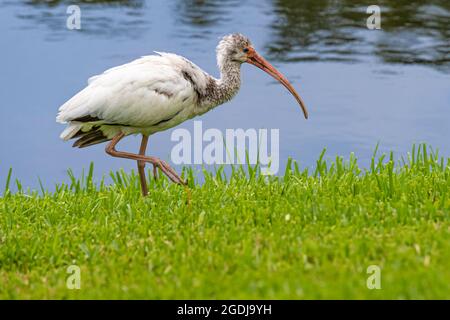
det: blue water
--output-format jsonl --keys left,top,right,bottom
{"left": 0, "top": 0, "right": 449, "bottom": 190}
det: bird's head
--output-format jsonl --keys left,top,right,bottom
{"left": 217, "top": 33, "right": 308, "bottom": 119}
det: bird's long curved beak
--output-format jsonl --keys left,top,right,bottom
{"left": 246, "top": 49, "right": 308, "bottom": 119}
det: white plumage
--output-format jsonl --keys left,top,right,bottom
{"left": 57, "top": 52, "right": 209, "bottom": 141}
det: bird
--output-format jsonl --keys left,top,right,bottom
{"left": 57, "top": 33, "right": 309, "bottom": 196}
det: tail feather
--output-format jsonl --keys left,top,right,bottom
{"left": 60, "top": 122, "right": 111, "bottom": 148}
{"left": 60, "top": 123, "right": 82, "bottom": 141}
{"left": 72, "top": 129, "right": 110, "bottom": 148}
{"left": 77, "top": 137, "right": 110, "bottom": 148}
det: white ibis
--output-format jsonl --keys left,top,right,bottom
{"left": 57, "top": 33, "right": 308, "bottom": 196}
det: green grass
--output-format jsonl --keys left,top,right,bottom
{"left": 1, "top": 144, "right": 449, "bottom": 299}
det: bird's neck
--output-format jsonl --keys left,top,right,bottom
{"left": 199, "top": 59, "right": 241, "bottom": 112}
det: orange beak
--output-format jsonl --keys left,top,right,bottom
{"left": 246, "top": 48, "right": 308, "bottom": 119}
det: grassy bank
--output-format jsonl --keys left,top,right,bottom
{"left": 1, "top": 144, "right": 449, "bottom": 299}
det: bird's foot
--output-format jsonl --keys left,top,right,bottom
{"left": 155, "top": 159, "right": 187, "bottom": 186}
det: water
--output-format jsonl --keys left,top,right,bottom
{"left": 0, "top": 0, "right": 449, "bottom": 190}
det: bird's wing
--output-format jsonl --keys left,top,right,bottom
{"left": 56, "top": 54, "right": 201, "bottom": 128}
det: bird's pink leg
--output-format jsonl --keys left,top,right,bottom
{"left": 137, "top": 135, "right": 149, "bottom": 196}
{"left": 138, "top": 135, "right": 159, "bottom": 183}
{"left": 106, "top": 133, "right": 186, "bottom": 194}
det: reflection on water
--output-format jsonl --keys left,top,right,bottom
{"left": 267, "top": 0, "right": 368, "bottom": 62}
{"left": 267, "top": 0, "right": 450, "bottom": 70}
{"left": 375, "top": 2, "right": 450, "bottom": 68}
{"left": 4, "top": 0, "right": 450, "bottom": 69}
{"left": 5, "top": 0, "right": 147, "bottom": 40}
{"left": 173, "top": 0, "right": 236, "bottom": 31}
{"left": 20, "top": 0, "right": 141, "bottom": 4}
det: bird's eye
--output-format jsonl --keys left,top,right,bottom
{"left": 243, "top": 48, "right": 249, "bottom": 53}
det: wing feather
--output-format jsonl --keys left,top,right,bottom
{"left": 57, "top": 54, "right": 198, "bottom": 128}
